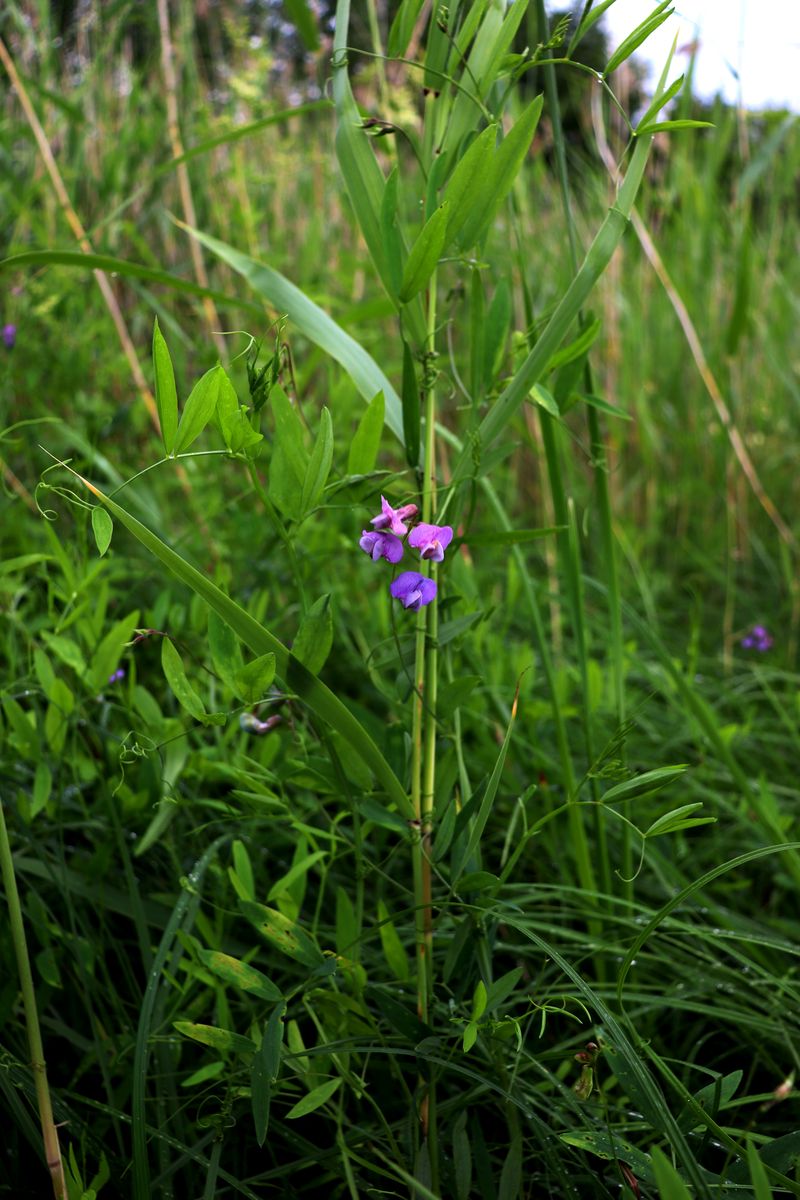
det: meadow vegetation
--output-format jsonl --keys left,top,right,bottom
{"left": 1, "top": 1, "right": 799, "bottom": 1196}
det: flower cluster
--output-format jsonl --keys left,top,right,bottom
{"left": 359, "top": 496, "right": 453, "bottom": 611}
{"left": 741, "top": 624, "right": 773, "bottom": 652}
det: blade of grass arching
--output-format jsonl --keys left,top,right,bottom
{"left": 533, "top": 0, "right": 622, "bottom": 895}
{"left": 645, "top": 1046, "right": 800, "bottom": 1198}
{"left": 500, "top": 917, "right": 714, "bottom": 1199}
{"left": 451, "top": 132, "right": 654, "bottom": 490}
{"left": 131, "top": 836, "right": 227, "bottom": 1200}
{"left": 177, "top": 228, "right": 406, "bottom": 443}
{"left": 67, "top": 468, "right": 412, "bottom": 818}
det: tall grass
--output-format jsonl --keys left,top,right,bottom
{"left": 1, "top": 1, "right": 800, "bottom": 1197}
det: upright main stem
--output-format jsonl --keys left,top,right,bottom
{"left": 410, "top": 273, "right": 439, "bottom": 1179}
{"left": 0, "top": 796, "right": 66, "bottom": 1198}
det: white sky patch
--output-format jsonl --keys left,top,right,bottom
{"left": 562, "top": 0, "right": 800, "bottom": 112}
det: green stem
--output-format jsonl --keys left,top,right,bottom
{"left": 409, "top": 269, "right": 440, "bottom": 1187}
{"left": 0, "top": 795, "right": 66, "bottom": 1198}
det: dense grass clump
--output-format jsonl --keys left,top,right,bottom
{"left": 1, "top": 2, "right": 799, "bottom": 1197}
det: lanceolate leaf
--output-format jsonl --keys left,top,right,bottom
{"left": 300, "top": 407, "right": 333, "bottom": 515}
{"left": 65, "top": 467, "right": 412, "bottom": 817}
{"left": 152, "top": 317, "right": 178, "bottom": 455}
{"left": 174, "top": 364, "right": 222, "bottom": 454}
{"left": 347, "top": 390, "right": 384, "bottom": 475}
{"left": 181, "top": 226, "right": 406, "bottom": 443}
{"left": 398, "top": 202, "right": 450, "bottom": 303}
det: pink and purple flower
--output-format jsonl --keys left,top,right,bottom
{"left": 408, "top": 522, "right": 453, "bottom": 562}
{"left": 390, "top": 571, "right": 437, "bottom": 611}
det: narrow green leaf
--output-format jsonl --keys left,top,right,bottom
{"left": 91, "top": 507, "right": 113, "bottom": 556}
{"left": 283, "top": 0, "right": 319, "bottom": 50}
{"left": 471, "top": 980, "right": 488, "bottom": 1020}
{"left": 209, "top": 610, "right": 244, "bottom": 688}
{"left": 173, "top": 1021, "right": 255, "bottom": 1056}
{"left": 462, "top": 1022, "right": 478, "bottom": 1053}
{"left": 300, "top": 407, "right": 333, "bottom": 515}
{"left": 240, "top": 899, "right": 325, "bottom": 966}
{"left": 603, "top": 2, "right": 674, "bottom": 78}
{"left": 531, "top": 384, "right": 560, "bottom": 417}
{"left": 379, "top": 166, "right": 403, "bottom": 301}
{"left": 88, "top": 610, "right": 139, "bottom": 694}
{"left": 197, "top": 949, "right": 282, "bottom": 1001}
{"left": 161, "top": 638, "right": 206, "bottom": 721}
{"left": 568, "top": 0, "right": 616, "bottom": 55}
{"left": 602, "top": 765, "right": 687, "bottom": 803}
{"left": 458, "top": 95, "right": 543, "bottom": 249}
{"left": 645, "top": 805, "right": 716, "bottom": 837}
{"left": 401, "top": 342, "right": 420, "bottom": 469}
{"left": 152, "top": 317, "right": 178, "bottom": 455}
{"left": 292, "top": 594, "right": 333, "bottom": 675}
{"left": 747, "top": 1139, "right": 774, "bottom": 1200}
{"left": 286, "top": 1078, "right": 341, "bottom": 1119}
{"left": 2, "top": 697, "right": 38, "bottom": 758}
{"left": 377, "top": 899, "right": 410, "bottom": 982}
{"left": 233, "top": 653, "right": 277, "bottom": 706}
{"left": 498, "top": 1137, "right": 522, "bottom": 1200}
{"left": 442, "top": 125, "right": 497, "bottom": 245}
{"left": 579, "top": 392, "right": 632, "bottom": 420}
{"left": 32, "top": 762, "right": 52, "bottom": 819}
{"left": 232, "top": 840, "right": 254, "bottom": 897}
{"left": 398, "top": 202, "right": 450, "bottom": 303}
{"left": 347, "top": 390, "right": 384, "bottom": 475}
{"left": 267, "top": 851, "right": 327, "bottom": 903}
{"left": 635, "top": 74, "right": 685, "bottom": 131}
{"left": 174, "top": 365, "right": 221, "bottom": 455}
{"left": 335, "top": 886, "right": 359, "bottom": 956}
{"left": 547, "top": 318, "right": 602, "bottom": 372}
{"left": 636, "top": 119, "right": 714, "bottom": 135}
{"left": 251, "top": 1001, "right": 285, "bottom": 1146}
{"left": 182, "top": 1062, "right": 225, "bottom": 1088}
{"left": 650, "top": 1146, "right": 692, "bottom": 1199}
{"left": 387, "top": 0, "right": 426, "bottom": 58}
{"left": 271, "top": 384, "right": 308, "bottom": 484}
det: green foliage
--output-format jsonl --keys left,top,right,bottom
{"left": 1, "top": 2, "right": 799, "bottom": 1198}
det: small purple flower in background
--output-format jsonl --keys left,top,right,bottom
{"left": 108, "top": 668, "right": 126, "bottom": 684}
{"left": 741, "top": 624, "right": 773, "bottom": 652}
{"left": 3, "top": 324, "right": 16, "bottom": 350}
{"left": 408, "top": 522, "right": 454, "bottom": 563}
{"left": 370, "top": 496, "right": 419, "bottom": 538}
{"left": 359, "top": 529, "right": 404, "bottom": 564}
{"left": 390, "top": 571, "right": 437, "bottom": 611}
{"left": 239, "top": 712, "right": 282, "bottom": 734}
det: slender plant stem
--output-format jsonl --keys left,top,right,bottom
{"left": 0, "top": 795, "right": 66, "bottom": 1198}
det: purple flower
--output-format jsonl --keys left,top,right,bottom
{"left": 239, "top": 712, "right": 282, "bottom": 734}
{"left": 741, "top": 624, "right": 773, "bottom": 652}
{"left": 3, "top": 324, "right": 16, "bottom": 350}
{"left": 390, "top": 571, "right": 437, "bottom": 611}
{"left": 108, "top": 668, "right": 125, "bottom": 684}
{"left": 359, "top": 529, "right": 404, "bottom": 564}
{"left": 370, "top": 496, "right": 419, "bottom": 538}
{"left": 408, "top": 522, "right": 454, "bottom": 562}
